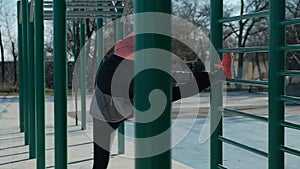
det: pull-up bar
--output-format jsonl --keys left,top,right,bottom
{"left": 44, "top": 10, "right": 123, "bottom": 20}
{"left": 43, "top": 0, "right": 124, "bottom": 20}
{"left": 43, "top": 4, "right": 124, "bottom": 9}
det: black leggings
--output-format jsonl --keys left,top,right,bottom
{"left": 93, "top": 72, "right": 211, "bottom": 169}
{"left": 93, "top": 118, "right": 124, "bottom": 169}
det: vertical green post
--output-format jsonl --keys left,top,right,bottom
{"left": 134, "top": 1, "right": 172, "bottom": 169}
{"left": 17, "top": 1, "right": 24, "bottom": 133}
{"left": 80, "top": 20, "right": 86, "bottom": 130}
{"left": 116, "top": 17, "right": 125, "bottom": 154}
{"left": 269, "top": 0, "right": 285, "bottom": 168}
{"left": 21, "top": 0, "right": 29, "bottom": 146}
{"left": 34, "top": 0, "right": 45, "bottom": 168}
{"left": 53, "top": 0, "right": 68, "bottom": 168}
{"left": 27, "top": 1, "right": 36, "bottom": 159}
{"left": 210, "top": 0, "right": 223, "bottom": 168}
{"left": 73, "top": 21, "right": 79, "bottom": 126}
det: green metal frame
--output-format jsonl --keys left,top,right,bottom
{"left": 53, "top": 0, "right": 68, "bottom": 168}
{"left": 210, "top": 0, "right": 300, "bottom": 168}
{"left": 27, "top": 1, "right": 36, "bottom": 159}
{"left": 269, "top": 0, "right": 285, "bottom": 168}
{"left": 17, "top": 1, "right": 24, "bottom": 133}
{"left": 134, "top": 0, "right": 172, "bottom": 169}
{"left": 73, "top": 21, "right": 79, "bottom": 126}
{"left": 34, "top": 0, "right": 46, "bottom": 168}
{"left": 17, "top": 0, "right": 126, "bottom": 168}
{"left": 276, "top": 0, "right": 300, "bottom": 167}
{"left": 21, "top": 0, "right": 29, "bottom": 146}
{"left": 17, "top": 0, "right": 300, "bottom": 168}
{"left": 210, "top": 1, "right": 224, "bottom": 168}
{"left": 80, "top": 20, "right": 86, "bottom": 130}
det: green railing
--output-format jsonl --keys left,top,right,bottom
{"left": 211, "top": 0, "right": 300, "bottom": 169}
{"left": 276, "top": 0, "right": 300, "bottom": 167}
{"left": 211, "top": 0, "right": 267, "bottom": 167}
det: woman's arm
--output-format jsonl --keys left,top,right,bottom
{"left": 172, "top": 72, "right": 210, "bottom": 102}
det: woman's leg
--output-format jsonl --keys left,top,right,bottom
{"left": 93, "top": 118, "right": 123, "bottom": 169}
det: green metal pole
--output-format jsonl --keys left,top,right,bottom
{"left": 17, "top": 1, "right": 24, "bottom": 133}
{"left": 116, "top": 17, "right": 125, "bottom": 154}
{"left": 134, "top": 1, "right": 172, "bottom": 168}
{"left": 34, "top": 0, "right": 45, "bottom": 168}
{"left": 269, "top": 0, "right": 285, "bottom": 168}
{"left": 21, "top": 0, "right": 29, "bottom": 146}
{"left": 210, "top": 0, "right": 223, "bottom": 168}
{"left": 27, "top": 1, "right": 36, "bottom": 159}
{"left": 53, "top": 0, "right": 68, "bottom": 168}
{"left": 73, "top": 21, "right": 78, "bottom": 126}
{"left": 80, "top": 20, "right": 86, "bottom": 130}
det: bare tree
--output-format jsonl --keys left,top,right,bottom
{"left": 173, "top": 0, "right": 211, "bottom": 34}
{"left": 286, "top": 0, "right": 300, "bottom": 44}
{"left": 3, "top": 10, "right": 18, "bottom": 85}
{"left": 224, "top": 0, "right": 269, "bottom": 80}
{"left": 286, "top": 0, "right": 300, "bottom": 71}
{"left": 173, "top": 0, "right": 269, "bottom": 80}
{"left": 0, "top": 30, "right": 4, "bottom": 84}
{"left": 0, "top": 0, "right": 18, "bottom": 86}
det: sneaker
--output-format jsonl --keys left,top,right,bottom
{"left": 214, "top": 52, "right": 232, "bottom": 79}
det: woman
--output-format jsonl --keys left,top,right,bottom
{"left": 90, "top": 33, "right": 231, "bottom": 169}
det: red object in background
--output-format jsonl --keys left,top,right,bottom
{"left": 222, "top": 52, "right": 232, "bottom": 79}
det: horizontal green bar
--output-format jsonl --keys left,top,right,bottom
{"left": 219, "top": 11, "right": 269, "bottom": 23}
{"left": 44, "top": 15, "right": 118, "bottom": 20}
{"left": 280, "top": 120, "right": 300, "bottom": 130}
{"left": 221, "top": 108, "right": 268, "bottom": 122}
{"left": 217, "top": 164, "right": 228, "bottom": 169}
{"left": 281, "top": 18, "right": 300, "bottom": 26}
{"left": 280, "top": 70, "right": 300, "bottom": 76}
{"left": 44, "top": 4, "right": 124, "bottom": 9}
{"left": 218, "top": 46, "right": 269, "bottom": 53}
{"left": 44, "top": 1, "right": 124, "bottom": 5}
{"left": 280, "top": 45, "right": 300, "bottom": 51}
{"left": 280, "top": 95, "right": 300, "bottom": 104}
{"left": 226, "top": 79, "right": 269, "bottom": 87}
{"left": 218, "top": 136, "right": 268, "bottom": 158}
{"left": 280, "top": 146, "right": 300, "bottom": 157}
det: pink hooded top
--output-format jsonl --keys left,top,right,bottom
{"left": 114, "top": 33, "right": 134, "bottom": 60}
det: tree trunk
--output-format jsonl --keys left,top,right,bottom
{"left": 237, "top": 0, "right": 245, "bottom": 81}
{"left": 0, "top": 30, "right": 5, "bottom": 85}
{"left": 12, "top": 41, "right": 18, "bottom": 86}
{"left": 255, "top": 52, "right": 262, "bottom": 80}
{"left": 85, "top": 19, "right": 97, "bottom": 90}
{"left": 237, "top": 25, "right": 244, "bottom": 89}
{"left": 237, "top": 53, "right": 244, "bottom": 79}
{"left": 85, "top": 19, "right": 92, "bottom": 90}
{"left": 262, "top": 54, "right": 268, "bottom": 76}
{"left": 251, "top": 57, "right": 255, "bottom": 79}
{"left": 75, "top": 22, "right": 80, "bottom": 62}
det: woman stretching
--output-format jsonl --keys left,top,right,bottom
{"left": 89, "top": 33, "right": 231, "bottom": 169}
